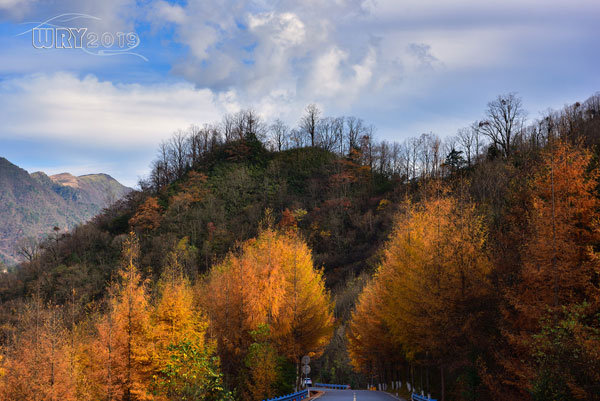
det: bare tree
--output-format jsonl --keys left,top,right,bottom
{"left": 289, "top": 128, "right": 305, "bottom": 149}
{"left": 188, "top": 124, "right": 221, "bottom": 164}
{"left": 16, "top": 236, "right": 40, "bottom": 262}
{"left": 443, "top": 135, "right": 458, "bottom": 162}
{"left": 300, "top": 104, "right": 321, "bottom": 147}
{"left": 232, "top": 111, "right": 247, "bottom": 140}
{"left": 470, "top": 121, "right": 486, "bottom": 162}
{"left": 479, "top": 93, "right": 526, "bottom": 157}
{"left": 377, "top": 140, "right": 391, "bottom": 175}
{"left": 345, "top": 116, "right": 365, "bottom": 152}
{"left": 457, "top": 128, "right": 475, "bottom": 166}
{"left": 187, "top": 124, "right": 203, "bottom": 165}
{"left": 243, "top": 109, "right": 267, "bottom": 141}
{"left": 317, "top": 117, "right": 341, "bottom": 152}
{"left": 391, "top": 141, "right": 402, "bottom": 177}
{"left": 409, "top": 136, "right": 420, "bottom": 181}
{"left": 429, "top": 134, "right": 442, "bottom": 178}
{"left": 221, "top": 113, "right": 236, "bottom": 142}
{"left": 269, "top": 119, "right": 289, "bottom": 152}
{"left": 398, "top": 141, "right": 411, "bottom": 182}
{"left": 151, "top": 141, "right": 173, "bottom": 190}
{"left": 332, "top": 117, "right": 345, "bottom": 155}
{"left": 230, "top": 109, "right": 267, "bottom": 141}
{"left": 418, "top": 133, "right": 433, "bottom": 178}
{"left": 359, "top": 132, "right": 374, "bottom": 169}
{"left": 168, "top": 129, "right": 190, "bottom": 179}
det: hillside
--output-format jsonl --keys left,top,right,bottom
{"left": 0, "top": 158, "right": 131, "bottom": 265}
{"left": 0, "top": 94, "right": 599, "bottom": 401}
{"left": 0, "top": 142, "right": 395, "bottom": 303}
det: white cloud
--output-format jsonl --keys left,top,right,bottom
{"left": 0, "top": 0, "right": 139, "bottom": 32}
{"left": 150, "top": 1, "right": 186, "bottom": 25}
{"left": 2, "top": 0, "right": 599, "bottom": 159}
{"left": 248, "top": 12, "right": 306, "bottom": 49}
{"left": 0, "top": 0, "right": 27, "bottom": 8}
{"left": 149, "top": 0, "right": 387, "bottom": 105}
{"left": 11, "top": 0, "right": 583, "bottom": 114}
{"left": 0, "top": 0, "right": 35, "bottom": 19}
{"left": 0, "top": 73, "right": 231, "bottom": 149}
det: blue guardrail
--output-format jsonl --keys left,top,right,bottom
{"left": 411, "top": 393, "right": 437, "bottom": 401}
{"left": 264, "top": 389, "right": 309, "bottom": 401}
{"left": 313, "top": 383, "right": 351, "bottom": 390}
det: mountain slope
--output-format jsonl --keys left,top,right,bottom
{"left": 0, "top": 158, "right": 131, "bottom": 265}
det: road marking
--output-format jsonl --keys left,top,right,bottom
{"left": 353, "top": 392, "right": 356, "bottom": 401}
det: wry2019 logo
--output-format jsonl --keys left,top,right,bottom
{"left": 19, "top": 13, "right": 147, "bottom": 61}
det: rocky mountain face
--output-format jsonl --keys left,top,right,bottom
{"left": 0, "top": 157, "right": 131, "bottom": 265}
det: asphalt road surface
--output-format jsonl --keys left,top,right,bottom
{"left": 310, "top": 388, "right": 407, "bottom": 401}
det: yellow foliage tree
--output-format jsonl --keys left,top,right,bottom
{"left": 200, "top": 250, "right": 252, "bottom": 382}
{"left": 151, "top": 237, "right": 218, "bottom": 400}
{"left": 0, "top": 301, "right": 76, "bottom": 401}
{"left": 514, "top": 139, "right": 600, "bottom": 325}
{"left": 349, "top": 196, "right": 493, "bottom": 399}
{"left": 201, "top": 228, "right": 334, "bottom": 395}
{"left": 381, "top": 198, "right": 492, "bottom": 361}
{"left": 347, "top": 277, "right": 401, "bottom": 379}
{"left": 86, "top": 233, "right": 154, "bottom": 401}
{"left": 271, "top": 231, "right": 334, "bottom": 380}
{"left": 153, "top": 238, "right": 206, "bottom": 349}
{"left": 152, "top": 238, "right": 226, "bottom": 400}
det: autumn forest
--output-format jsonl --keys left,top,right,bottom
{"left": 1, "top": 93, "right": 600, "bottom": 401}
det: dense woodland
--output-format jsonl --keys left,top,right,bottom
{"left": 0, "top": 92, "right": 599, "bottom": 400}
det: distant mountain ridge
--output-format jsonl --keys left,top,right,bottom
{"left": 0, "top": 157, "right": 132, "bottom": 265}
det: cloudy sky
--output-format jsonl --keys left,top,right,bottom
{"left": 0, "top": 0, "right": 599, "bottom": 186}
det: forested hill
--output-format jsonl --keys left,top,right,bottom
{"left": 0, "top": 158, "right": 131, "bottom": 265}
{"left": 0, "top": 142, "right": 398, "bottom": 304}
{"left": 0, "top": 93, "right": 599, "bottom": 400}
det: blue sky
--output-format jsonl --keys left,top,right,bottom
{"left": 0, "top": 0, "right": 599, "bottom": 187}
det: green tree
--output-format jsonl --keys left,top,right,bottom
{"left": 155, "top": 341, "right": 230, "bottom": 401}
{"left": 245, "top": 325, "right": 280, "bottom": 401}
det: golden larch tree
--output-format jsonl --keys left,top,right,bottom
{"left": 353, "top": 196, "right": 493, "bottom": 400}
{"left": 347, "top": 277, "right": 402, "bottom": 381}
{"left": 506, "top": 140, "right": 600, "bottom": 398}
{"left": 151, "top": 237, "right": 223, "bottom": 400}
{"left": 271, "top": 230, "right": 334, "bottom": 382}
{"left": 0, "top": 301, "right": 76, "bottom": 401}
{"left": 86, "top": 233, "right": 154, "bottom": 401}
{"left": 201, "top": 228, "right": 334, "bottom": 396}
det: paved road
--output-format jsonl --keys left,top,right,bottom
{"left": 309, "top": 388, "right": 407, "bottom": 401}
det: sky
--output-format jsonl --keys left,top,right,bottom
{"left": 0, "top": 0, "right": 599, "bottom": 187}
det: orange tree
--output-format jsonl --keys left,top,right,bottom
{"left": 349, "top": 195, "right": 494, "bottom": 400}
{"left": 151, "top": 237, "right": 228, "bottom": 401}
{"left": 200, "top": 228, "right": 334, "bottom": 398}
{"left": 84, "top": 233, "right": 154, "bottom": 401}
{"left": 506, "top": 140, "right": 600, "bottom": 399}
{"left": 347, "top": 276, "right": 404, "bottom": 385}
